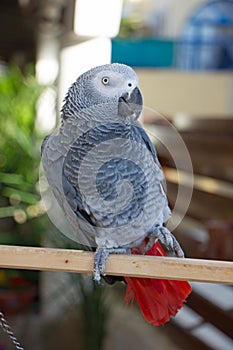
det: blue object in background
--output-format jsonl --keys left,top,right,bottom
{"left": 178, "top": 0, "right": 233, "bottom": 70}
{"left": 111, "top": 38, "right": 175, "bottom": 68}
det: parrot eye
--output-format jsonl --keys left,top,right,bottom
{"left": 102, "top": 76, "right": 109, "bottom": 85}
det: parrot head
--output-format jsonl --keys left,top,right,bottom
{"left": 61, "top": 63, "right": 143, "bottom": 121}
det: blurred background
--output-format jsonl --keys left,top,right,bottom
{"left": 0, "top": 0, "right": 232, "bottom": 349}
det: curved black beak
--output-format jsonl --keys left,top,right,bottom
{"left": 118, "top": 87, "right": 143, "bottom": 119}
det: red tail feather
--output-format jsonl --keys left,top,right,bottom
{"left": 124, "top": 242, "right": 192, "bottom": 326}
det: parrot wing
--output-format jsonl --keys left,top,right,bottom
{"left": 121, "top": 125, "right": 191, "bottom": 325}
{"left": 136, "top": 125, "right": 171, "bottom": 223}
{"left": 41, "top": 133, "right": 98, "bottom": 248}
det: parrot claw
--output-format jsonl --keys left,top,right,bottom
{"left": 144, "top": 225, "right": 184, "bottom": 258}
{"left": 94, "top": 247, "right": 130, "bottom": 283}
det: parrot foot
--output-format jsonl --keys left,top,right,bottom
{"left": 144, "top": 225, "right": 184, "bottom": 258}
{"left": 94, "top": 247, "right": 130, "bottom": 283}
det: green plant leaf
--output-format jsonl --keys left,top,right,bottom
{"left": 2, "top": 187, "right": 39, "bottom": 204}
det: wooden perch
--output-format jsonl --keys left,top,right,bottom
{"left": 0, "top": 245, "right": 232, "bottom": 284}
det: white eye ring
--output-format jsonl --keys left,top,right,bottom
{"left": 102, "top": 76, "right": 109, "bottom": 85}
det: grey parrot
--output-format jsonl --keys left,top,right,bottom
{"left": 41, "top": 63, "right": 184, "bottom": 282}
{"left": 41, "top": 63, "right": 192, "bottom": 326}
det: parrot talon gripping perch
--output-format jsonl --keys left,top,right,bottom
{"left": 94, "top": 247, "right": 130, "bottom": 283}
{"left": 143, "top": 225, "right": 184, "bottom": 258}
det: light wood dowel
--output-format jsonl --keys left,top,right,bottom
{"left": 0, "top": 245, "right": 232, "bottom": 284}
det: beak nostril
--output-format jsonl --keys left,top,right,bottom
{"left": 121, "top": 92, "right": 129, "bottom": 101}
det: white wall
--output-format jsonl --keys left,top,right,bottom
{"left": 136, "top": 69, "right": 233, "bottom": 117}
